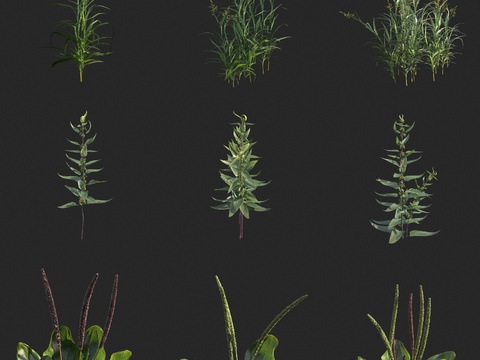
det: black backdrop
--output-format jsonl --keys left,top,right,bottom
{"left": 2, "top": 0, "right": 479, "bottom": 359}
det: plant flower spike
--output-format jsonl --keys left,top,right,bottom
{"left": 16, "top": 268, "right": 132, "bottom": 360}
{"left": 371, "top": 115, "right": 439, "bottom": 244}
{"left": 208, "top": 0, "right": 289, "bottom": 86}
{"left": 341, "top": 0, "right": 464, "bottom": 85}
{"left": 357, "top": 284, "right": 455, "bottom": 360}
{"left": 50, "top": 0, "right": 113, "bottom": 82}
{"left": 212, "top": 112, "right": 270, "bottom": 239}
{"left": 58, "top": 111, "right": 112, "bottom": 240}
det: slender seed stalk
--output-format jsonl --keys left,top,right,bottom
{"left": 100, "top": 274, "right": 118, "bottom": 348}
{"left": 41, "top": 268, "right": 63, "bottom": 360}
{"left": 251, "top": 294, "right": 308, "bottom": 360}
{"left": 78, "top": 273, "right": 99, "bottom": 351}
{"left": 215, "top": 276, "right": 239, "bottom": 360}
{"left": 409, "top": 293, "right": 415, "bottom": 359}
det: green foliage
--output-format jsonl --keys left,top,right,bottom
{"left": 17, "top": 326, "right": 132, "bottom": 360}
{"left": 371, "top": 115, "right": 439, "bottom": 244}
{"left": 58, "top": 111, "right": 111, "bottom": 239}
{"left": 17, "top": 269, "right": 130, "bottom": 360}
{"left": 215, "top": 275, "right": 307, "bottom": 360}
{"left": 212, "top": 112, "right": 270, "bottom": 239}
{"left": 358, "top": 284, "right": 455, "bottom": 360}
{"left": 50, "top": 0, "right": 113, "bottom": 82}
{"left": 341, "top": 0, "right": 464, "bottom": 85}
{"left": 208, "top": 0, "right": 289, "bottom": 86}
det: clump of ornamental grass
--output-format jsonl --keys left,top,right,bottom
{"left": 17, "top": 268, "right": 131, "bottom": 360}
{"left": 371, "top": 115, "right": 439, "bottom": 244}
{"left": 50, "top": 0, "right": 113, "bottom": 82}
{"left": 357, "top": 284, "right": 455, "bottom": 360}
{"left": 58, "top": 111, "right": 112, "bottom": 240}
{"left": 208, "top": 0, "right": 289, "bottom": 86}
{"left": 208, "top": 276, "right": 307, "bottom": 360}
{"left": 341, "top": 0, "right": 464, "bottom": 85}
{"left": 212, "top": 112, "right": 270, "bottom": 239}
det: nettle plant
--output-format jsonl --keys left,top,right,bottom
{"left": 58, "top": 111, "right": 112, "bottom": 240}
{"left": 371, "top": 115, "right": 439, "bottom": 244}
{"left": 50, "top": 0, "right": 113, "bottom": 82}
{"left": 214, "top": 276, "right": 307, "bottom": 360}
{"left": 212, "top": 112, "right": 270, "bottom": 239}
{"left": 341, "top": 0, "right": 464, "bottom": 85}
{"left": 357, "top": 284, "right": 455, "bottom": 360}
{"left": 208, "top": 0, "right": 289, "bottom": 86}
{"left": 17, "top": 268, "right": 131, "bottom": 360}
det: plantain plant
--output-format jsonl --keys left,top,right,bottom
{"left": 58, "top": 111, "right": 111, "bottom": 240}
{"left": 50, "top": 0, "right": 113, "bottom": 82}
{"left": 212, "top": 112, "right": 270, "bottom": 239}
{"left": 357, "top": 284, "right": 455, "bottom": 360}
{"left": 208, "top": 0, "right": 289, "bottom": 86}
{"left": 17, "top": 268, "right": 131, "bottom": 360}
{"left": 341, "top": 0, "right": 464, "bottom": 85}
{"left": 371, "top": 115, "right": 439, "bottom": 244}
{"left": 214, "top": 276, "right": 307, "bottom": 360}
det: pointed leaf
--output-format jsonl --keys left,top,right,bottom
{"left": 409, "top": 230, "right": 440, "bottom": 237}
{"left": 58, "top": 201, "right": 79, "bottom": 209}
{"left": 86, "top": 197, "right": 112, "bottom": 205}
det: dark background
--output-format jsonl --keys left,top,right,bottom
{"left": 1, "top": 0, "right": 478, "bottom": 359}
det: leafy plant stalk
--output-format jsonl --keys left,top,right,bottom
{"left": 17, "top": 269, "right": 131, "bottom": 360}
{"left": 212, "top": 112, "right": 270, "bottom": 239}
{"left": 208, "top": 0, "right": 289, "bottom": 86}
{"left": 50, "top": 0, "right": 113, "bottom": 82}
{"left": 357, "top": 284, "right": 455, "bottom": 360}
{"left": 58, "top": 111, "right": 112, "bottom": 240}
{"left": 371, "top": 115, "right": 439, "bottom": 243}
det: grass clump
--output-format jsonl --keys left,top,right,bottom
{"left": 371, "top": 115, "right": 439, "bottom": 244}
{"left": 50, "top": 0, "right": 113, "bottom": 82}
{"left": 341, "top": 0, "right": 464, "bottom": 85}
{"left": 357, "top": 284, "right": 455, "bottom": 360}
{"left": 208, "top": 0, "right": 289, "bottom": 86}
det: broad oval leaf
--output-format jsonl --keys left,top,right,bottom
{"left": 17, "top": 342, "right": 41, "bottom": 360}
{"left": 244, "top": 334, "right": 278, "bottom": 360}
{"left": 110, "top": 350, "right": 133, "bottom": 360}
